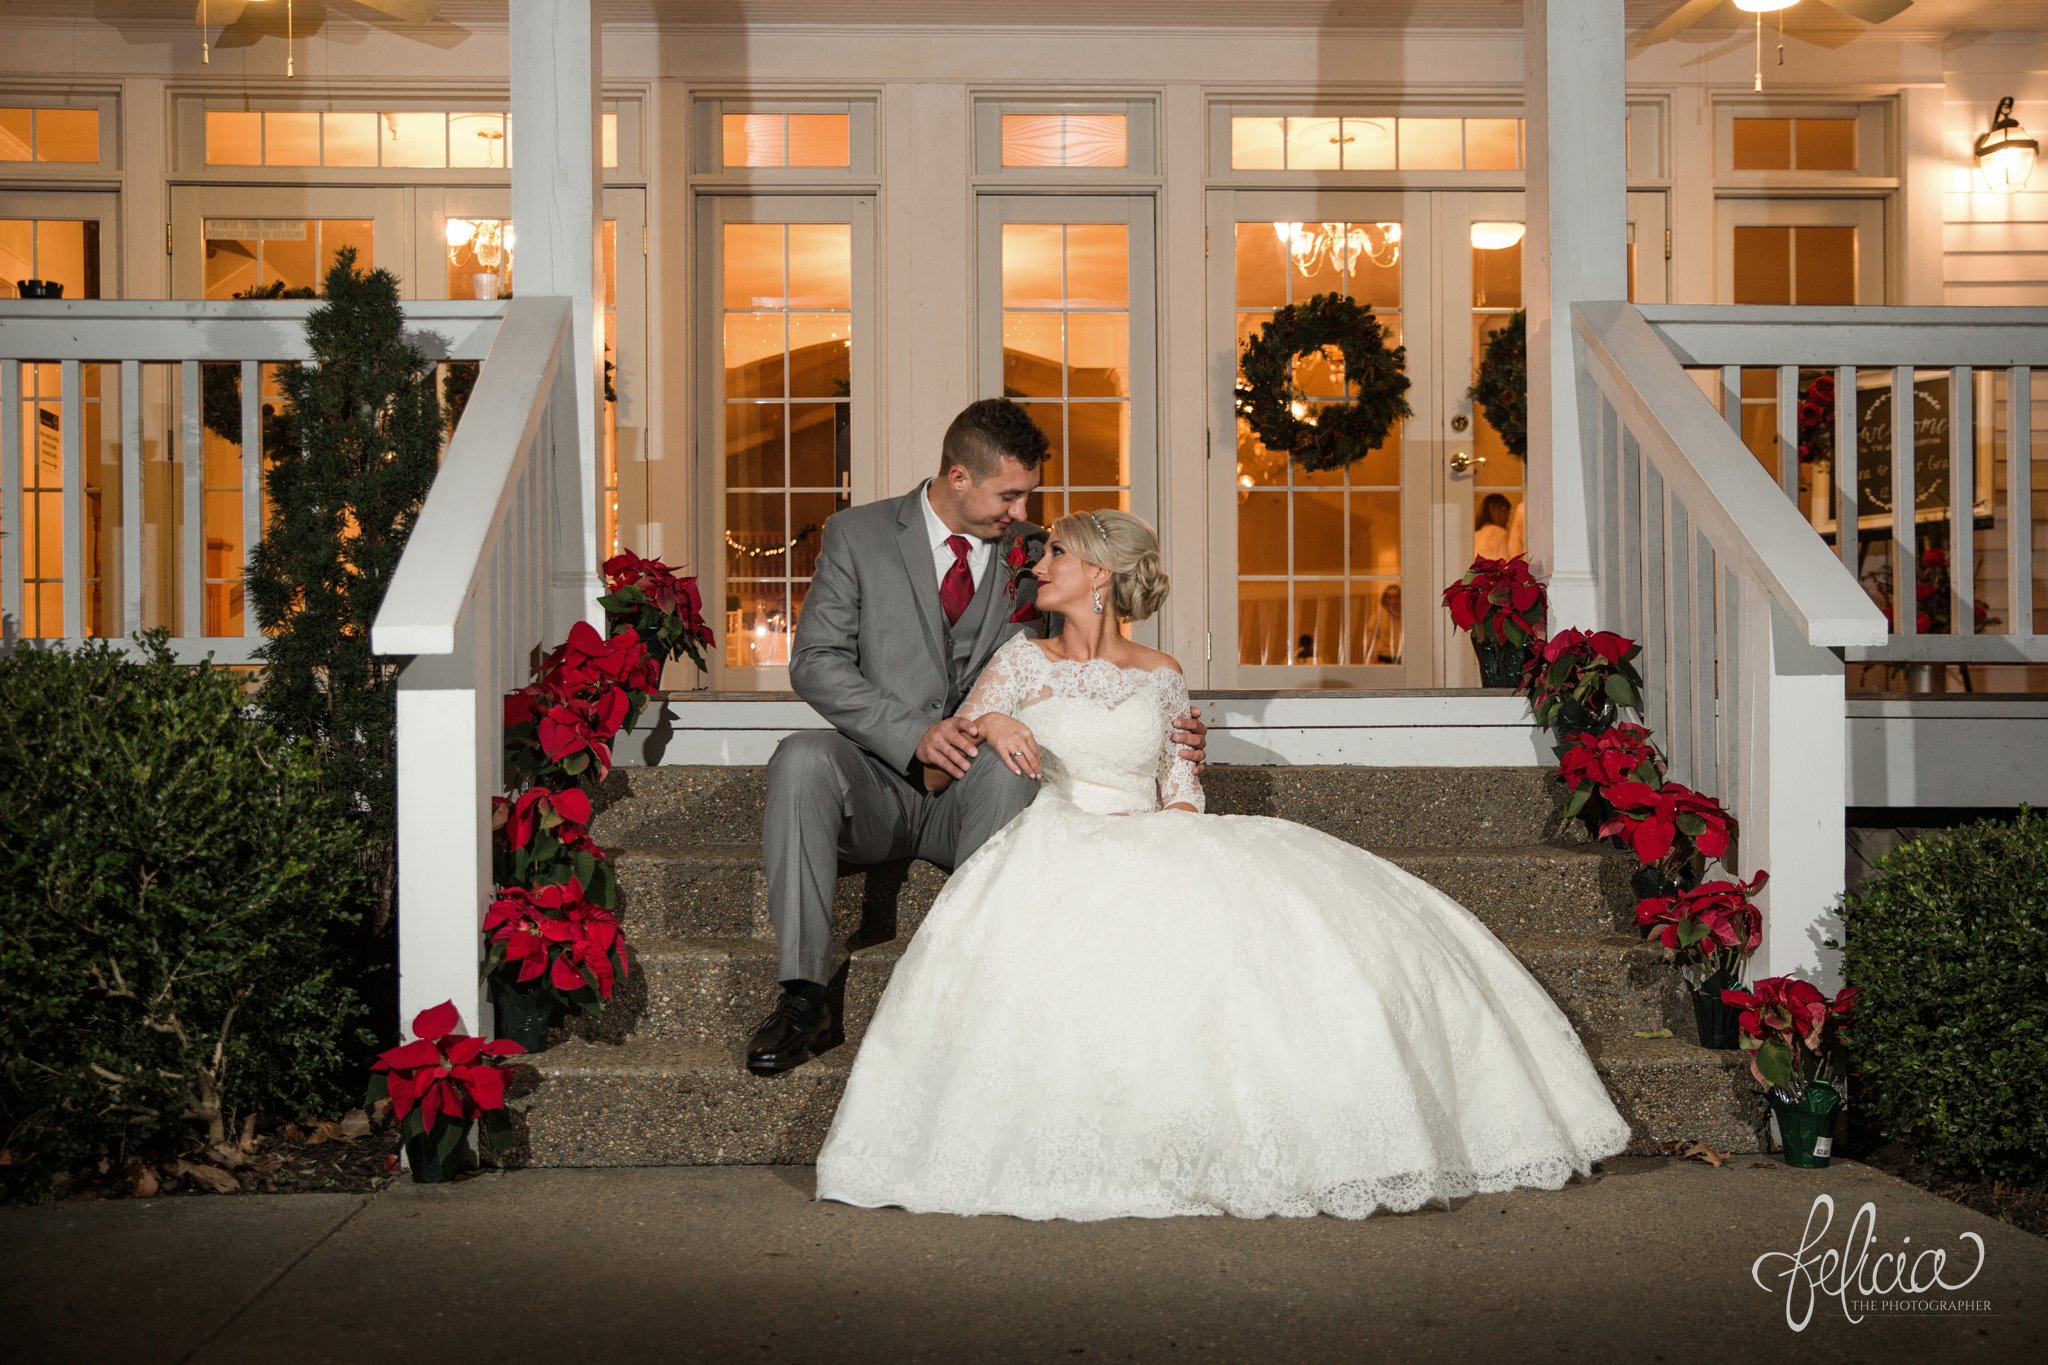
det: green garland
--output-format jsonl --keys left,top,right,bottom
{"left": 1234, "top": 292, "right": 1412, "bottom": 475}
{"left": 1468, "top": 309, "right": 1527, "bottom": 460}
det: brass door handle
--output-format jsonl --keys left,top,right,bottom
{"left": 1449, "top": 451, "right": 1486, "bottom": 474}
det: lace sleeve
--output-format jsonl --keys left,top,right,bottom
{"left": 1154, "top": 668, "right": 1205, "bottom": 813}
{"left": 958, "top": 635, "right": 1038, "bottom": 724}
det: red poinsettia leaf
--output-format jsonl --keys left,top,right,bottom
{"left": 419, "top": 1078, "right": 445, "bottom": 1133}
{"left": 479, "top": 1038, "right": 527, "bottom": 1057}
{"left": 373, "top": 1038, "right": 442, "bottom": 1073}
{"left": 411, "top": 1001, "right": 462, "bottom": 1044}
{"left": 551, "top": 788, "right": 593, "bottom": 826}
{"left": 459, "top": 1064, "right": 508, "bottom": 1112}
{"left": 445, "top": 1036, "right": 488, "bottom": 1065}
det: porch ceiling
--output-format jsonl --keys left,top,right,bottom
{"left": 24, "top": 0, "right": 2048, "bottom": 38}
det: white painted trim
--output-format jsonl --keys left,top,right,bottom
{"left": 0, "top": 299, "right": 504, "bottom": 362}
{"left": 1847, "top": 697, "right": 2048, "bottom": 808}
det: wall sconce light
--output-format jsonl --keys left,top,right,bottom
{"left": 1975, "top": 97, "right": 2037, "bottom": 193}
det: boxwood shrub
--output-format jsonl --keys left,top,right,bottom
{"left": 1838, "top": 808, "right": 2048, "bottom": 1185}
{"left": 0, "top": 634, "right": 369, "bottom": 1197}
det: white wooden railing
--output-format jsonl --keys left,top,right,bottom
{"left": 370, "top": 296, "right": 581, "bottom": 1038}
{"left": 0, "top": 300, "right": 504, "bottom": 660}
{"left": 1573, "top": 302, "right": 1889, "bottom": 994}
{"left": 1638, "top": 305, "right": 2047, "bottom": 673}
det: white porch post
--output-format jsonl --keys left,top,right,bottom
{"left": 510, "top": 0, "right": 605, "bottom": 638}
{"left": 1524, "top": 0, "right": 1627, "bottom": 627}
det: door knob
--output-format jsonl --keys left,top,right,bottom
{"left": 1450, "top": 413, "right": 1470, "bottom": 432}
{"left": 1449, "top": 451, "right": 1486, "bottom": 474}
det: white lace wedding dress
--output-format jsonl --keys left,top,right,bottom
{"left": 813, "top": 635, "right": 1632, "bottom": 1221}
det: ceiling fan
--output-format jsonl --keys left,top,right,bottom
{"left": 1635, "top": 0, "right": 1915, "bottom": 88}
{"left": 196, "top": 1, "right": 442, "bottom": 75}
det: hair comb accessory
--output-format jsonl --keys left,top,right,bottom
{"left": 1085, "top": 511, "right": 1109, "bottom": 537}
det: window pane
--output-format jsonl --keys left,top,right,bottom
{"left": 323, "top": 111, "right": 377, "bottom": 167}
{"left": 206, "top": 110, "right": 261, "bottom": 166}
{"left": 1339, "top": 118, "right": 1394, "bottom": 170}
{"left": 0, "top": 108, "right": 29, "bottom": 161}
{"left": 381, "top": 112, "right": 447, "bottom": 168}
{"left": 1002, "top": 224, "right": 1063, "bottom": 308}
{"left": 1001, "top": 114, "right": 1065, "bottom": 168}
{"left": 787, "top": 314, "right": 851, "bottom": 398}
{"left": 1793, "top": 225, "right": 1857, "bottom": 305}
{"left": 786, "top": 224, "right": 852, "bottom": 309}
{"left": 788, "top": 405, "right": 848, "bottom": 487}
{"left": 1003, "top": 313, "right": 1063, "bottom": 398}
{"left": 1066, "top": 314, "right": 1128, "bottom": 398}
{"left": 1465, "top": 118, "right": 1520, "bottom": 171}
{"left": 1285, "top": 117, "right": 1343, "bottom": 170}
{"left": 724, "top": 403, "right": 784, "bottom": 489}
{"left": 723, "top": 224, "right": 785, "bottom": 309}
{"left": 449, "top": 113, "right": 508, "bottom": 169}
{"left": 1732, "top": 225, "right": 1792, "bottom": 305}
{"left": 1240, "top": 492, "right": 1288, "bottom": 575}
{"left": 1235, "top": 223, "right": 1288, "bottom": 308}
{"left": 36, "top": 108, "right": 98, "bottom": 163}
{"left": 1293, "top": 582, "right": 1346, "bottom": 663}
{"left": 786, "top": 114, "right": 851, "bottom": 168}
{"left": 1018, "top": 402, "right": 1064, "bottom": 486}
{"left": 1398, "top": 119, "right": 1463, "bottom": 170}
{"left": 1063, "top": 115, "right": 1127, "bottom": 168}
{"left": 602, "top": 112, "right": 619, "bottom": 168}
{"left": 1066, "top": 404, "right": 1126, "bottom": 487}
{"left": 1231, "top": 116, "right": 1285, "bottom": 170}
{"left": 1732, "top": 118, "right": 1792, "bottom": 171}
{"left": 1472, "top": 232, "right": 1523, "bottom": 309}
{"left": 724, "top": 313, "right": 786, "bottom": 399}
{"left": 1065, "top": 224, "right": 1128, "bottom": 307}
{"left": 264, "top": 111, "right": 321, "bottom": 166}
{"left": 1296, "top": 490, "right": 1346, "bottom": 575}
{"left": 1795, "top": 118, "right": 1857, "bottom": 171}
{"left": 723, "top": 114, "right": 784, "bottom": 167}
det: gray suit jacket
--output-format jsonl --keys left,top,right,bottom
{"left": 790, "top": 485, "right": 1046, "bottom": 775}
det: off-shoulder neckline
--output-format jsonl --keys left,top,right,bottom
{"left": 1012, "top": 636, "right": 1183, "bottom": 682}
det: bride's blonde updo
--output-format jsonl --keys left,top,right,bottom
{"left": 1050, "top": 509, "right": 1170, "bottom": 623}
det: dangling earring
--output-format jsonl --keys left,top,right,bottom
{"left": 1092, "top": 584, "right": 1105, "bottom": 615}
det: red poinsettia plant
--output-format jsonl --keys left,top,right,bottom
{"left": 1719, "top": 975, "right": 1858, "bottom": 1099}
{"left": 367, "top": 1001, "right": 525, "bottom": 1167}
{"left": 1555, "top": 722, "right": 1663, "bottom": 827}
{"left": 1868, "top": 544, "right": 1997, "bottom": 638}
{"left": 482, "top": 876, "right": 630, "bottom": 1015}
{"left": 491, "top": 785, "right": 615, "bottom": 908}
{"left": 600, "top": 549, "right": 717, "bottom": 672}
{"left": 1442, "top": 554, "right": 1549, "bottom": 649}
{"left": 1598, "top": 778, "right": 1736, "bottom": 893}
{"left": 503, "top": 620, "right": 659, "bottom": 784}
{"left": 1636, "top": 870, "right": 1765, "bottom": 989}
{"left": 1524, "top": 629, "right": 1643, "bottom": 734}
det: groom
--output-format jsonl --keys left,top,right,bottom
{"left": 749, "top": 397, "right": 1206, "bottom": 1074}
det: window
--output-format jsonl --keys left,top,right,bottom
{"left": 1714, "top": 101, "right": 1890, "bottom": 180}
{"left": 974, "top": 100, "right": 1157, "bottom": 176}
{"left": 1227, "top": 115, "right": 1524, "bottom": 173}
{"left": 694, "top": 100, "right": 876, "bottom": 178}
{"left": 200, "top": 107, "right": 620, "bottom": 170}
{"left": 0, "top": 105, "right": 100, "bottom": 164}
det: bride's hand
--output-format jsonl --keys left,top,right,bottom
{"left": 972, "top": 714, "right": 1041, "bottom": 780}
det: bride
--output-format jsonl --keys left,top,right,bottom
{"left": 813, "top": 509, "right": 1632, "bottom": 1220}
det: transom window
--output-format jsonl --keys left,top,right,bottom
{"left": 0, "top": 106, "right": 100, "bottom": 164}
{"left": 721, "top": 114, "right": 852, "bottom": 169}
{"left": 693, "top": 100, "right": 876, "bottom": 178}
{"left": 974, "top": 100, "right": 1157, "bottom": 176}
{"left": 201, "top": 109, "right": 620, "bottom": 169}
{"left": 1230, "top": 116, "right": 1524, "bottom": 172}
{"left": 1001, "top": 114, "right": 1128, "bottom": 169}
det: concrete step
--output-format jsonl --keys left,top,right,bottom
{"left": 592, "top": 764, "right": 1583, "bottom": 852}
{"left": 506, "top": 1032, "right": 1765, "bottom": 1168}
{"left": 610, "top": 842, "right": 1638, "bottom": 945}
{"left": 573, "top": 930, "right": 1688, "bottom": 1049}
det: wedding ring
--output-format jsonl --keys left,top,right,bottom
{"left": 1011, "top": 749, "right": 1024, "bottom": 759}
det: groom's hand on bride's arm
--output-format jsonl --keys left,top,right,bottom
{"left": 1172, "top": 704, "right": 1209, "bottom": 774}
{"left": 915, "top": 715, "right": 980, "bottom": 783}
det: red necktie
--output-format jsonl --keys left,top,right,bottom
{"left": 939, "top": 534, "right": 974, "bottom": 627}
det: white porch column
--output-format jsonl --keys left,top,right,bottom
{"left": 1524, "top": 0, "right": 1627, "bottom": 627}
{"left": 511, "top": 0, "right": 605, "bottom": 637}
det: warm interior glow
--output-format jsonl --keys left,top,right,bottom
{"left": 1470, "top": 222, "right": 1526, "bottom": 251}
{"left": 1731, "top": 0, "right": 1797, "bottom": 11}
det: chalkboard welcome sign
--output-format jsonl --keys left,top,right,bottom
{"left": 1816, "top": 374, "right": 1992, "bottom": 537}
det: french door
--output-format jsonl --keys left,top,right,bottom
{"left": 696, "top": 194, "right": 876, "bottom": 688}
{"left": 1208, "top": 189, "right": 1665, "bottom": 688}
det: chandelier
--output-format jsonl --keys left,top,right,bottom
{"left": 445, "top": 218, "right": 514, "bottom": 271}
{"left": 1272, "top": 221, "right": 1400, "bottom": 274}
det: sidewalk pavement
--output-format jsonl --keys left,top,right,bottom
{"left": 5, "top": 1156, "right": 2044, "bottom": 1365}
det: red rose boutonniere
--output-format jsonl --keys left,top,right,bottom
{"left": 1005, "top": 530, "right": 1047, "bottom": 601}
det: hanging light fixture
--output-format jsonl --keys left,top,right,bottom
{"left": 1469, "top": 222, "right": 1526, "bottom": 251}
{"left": 1975, "top": 97, "right": 2038, "bottom": 192}
{"left": 1733, "top": 0, "right": 1799, "bottom": 92}
{"left": 1272, "top": 221, "right": 1401, "bottom": 274}
{"left": 446, "top": 218, "right": 514, "bottom": 271}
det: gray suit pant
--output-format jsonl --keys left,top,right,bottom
{"left": 763, "top": 730, "right": 1038, "bottom": 985}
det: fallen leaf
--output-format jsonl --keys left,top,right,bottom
{"left": 339, "top": 1109, "right": 372, "bottom": 1140}
{"left": 168, "top": 1159, "right": 241, "bottom": 1194}
{"left": 383, "top": 1154, "right": 400, "bottom": 1174}
{"left": 126, "top": 1162, "right": 159, "bottom": 1198}
{"left": 304, "top": 1120, "right": 350, "bottom": 1146}
{"left": 206, "top": 1142, "right": 248, "bottom": 1170}
{"left": 1632, "top": 1028, "right": 1674, "bottom": 1039}
{"left": 370, "top": 1097, "right": 392, "bottom": 1122}
{"left": 249, "top": 1153, "right": 285, "bottom": 1175}
{"left": 281, "top": 1122, "right": 305, "bottom": 1142}
{"left": 1658, "top": 1139, "right": 1728, "bottom": 1167}
{"left": 0, "top": 1149, "right": 15, "bottom": 1166}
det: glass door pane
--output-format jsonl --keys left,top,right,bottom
{"left": 702, "top": 197, "right": 873, "bottom": 687}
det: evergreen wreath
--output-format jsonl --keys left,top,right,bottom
{"left": 1235, "top": 292, "right": 1412, "bottom": 475}
{"left": 1467, "top": 309, "right": 1528, "bottom": 461}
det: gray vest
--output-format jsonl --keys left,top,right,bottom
{"left": 944, "top": 558, "right": 1003, "bottom": 713}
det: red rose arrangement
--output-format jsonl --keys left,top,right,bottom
{"left": 368, "top": 1000, "right": 525, "bottom": 1169}
{"left": 1004, "top": 530, "right": 1047, "bottom": 624}
{"left": 1719, "top": 976, "right": 1858, "bottom": 1098}
{"left": 1795, "top": 371, "right": 1837, "bottom": 466}
{"left": 1441, "top": 554, "right": 1548, "bottom": 649}
{"left": 1868, "top": 543, "right": 1996, "bottom": 638}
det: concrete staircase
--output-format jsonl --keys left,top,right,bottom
{"left": 504, "top": 765, "right": 1767, "bottom": 1166}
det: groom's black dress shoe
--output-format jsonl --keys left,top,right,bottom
{"left": 746, "top": 987, "right": 837, "bottom": 1075}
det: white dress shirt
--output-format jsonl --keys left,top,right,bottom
{"left": 919, "top": 478, "right": 994, "bottom": 590}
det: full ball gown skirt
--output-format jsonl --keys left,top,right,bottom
{"left": 812, "top": 637, "right": 1633, "bottom": 1221}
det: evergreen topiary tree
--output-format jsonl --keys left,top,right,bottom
{"left": 246, "top": 247, "right": 442, "bottom": 932}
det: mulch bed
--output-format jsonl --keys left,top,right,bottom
{"left": 46, "top": 1107, "right": 406, "bottom": 1202}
